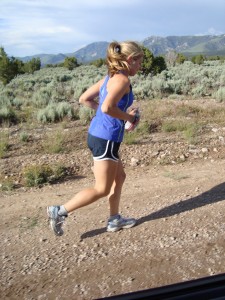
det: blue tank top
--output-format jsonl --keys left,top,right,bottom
{"left": 88, "top": 75, "right": 134, "bottom": 142}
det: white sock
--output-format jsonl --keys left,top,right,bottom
{"left": 109, "top": 214, "right": 120, "bottom": 221}
{"left": 58, "top": 205, "right": 68, "bottom": 217}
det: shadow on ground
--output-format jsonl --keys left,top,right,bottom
{"left": 80, "top": 182, "right": 225, "bottom": 239}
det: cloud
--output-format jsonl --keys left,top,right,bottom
{"left": 1, "top": 0, "right": 225, "bottom": 57}
{"left": 207, "top": 28, "right": 224, "bottom": 35}
{"left": 195, "top": 27, "right": 224, "bottom": 36}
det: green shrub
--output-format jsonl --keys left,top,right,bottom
{"left": 123, "top": 131, "right": 138, "bottom": 145}
{"left": 78, "top": 106, "right": 95, "bottom": 124}
{"left": 51, "top": 164, "right": 67, "bottom": 180}
{"left": 183, "top": 124, "right": 199, "bottom": 144}
{"left": 56, "top": 102, "right": 75, "bottom": 120}
{"left": 42, "top": 130, "right": 65, "bottom": 153}
{"left": 214, "top": 87, "right": 225, "bottom": 102}
{"left": 0, "top": 106, "right": 17, "bottom": 124}
{"left": 19, "top": 131, "right": 29, "bottom": 142}
{"left": 191, "top": 85, "right": 205, "bottom": 98}
{"left": 12, "top": 97, "right": 23, "bottom": 109}
{"left": 37, "top": 102, "right": 75, "bottom": 123}
{"left": 0, "top": 94, "right": 11, "bottom": 107}
{"left": 161, "top": 120, "right": 185, "bottom": 132}
{"left": 32, "top": 88, "right": 52, "bottom": 108}
{"left": 0, "top": 179, "right": 15, "bottom": 191}
{"left": 124, "top": 121, "right": 149, "bottom": 145}
{"left": 23, "top": 164, "right": 67, "bottom": 187}
{"left": 23, "top": 165, "right": 52, "bottom": 187}
{"left": 0, "top": 132, "right": 9, "bottom": 158}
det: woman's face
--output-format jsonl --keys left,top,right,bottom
{"left": 129, "top": 57, "right": 143, "bottom": 76}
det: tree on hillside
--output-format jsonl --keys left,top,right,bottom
{"left": 176, "top": 53, "right": 186, "bottom": 64}
{"left": 63, "top": 57, "right": 79, "bottom": 70}
{"left": 141, "top": 46, "right": 166, "bottom": 76}
{"left": 141, "top": 46, "right": 154, "bottom": 76}
{"left": 191, "top": 54, "right": 205, "bottom": 65}
{"left": 0, "top": 47, "right": 23, "bottom": 84}
{"left": 0, "top": 47, "right": 42, "bottom": 84}
{"left": 151, "top": 56, "right": 167, "bottom": 75}
{"left": 23, "top": 58, "right": 41, "bottom": 73}
{"left": 90, "top": 58, "right": 105, "bottom": 67}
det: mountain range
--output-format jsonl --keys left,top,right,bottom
{"left": 19, "top": 34, "right": 225, "bottom": 66}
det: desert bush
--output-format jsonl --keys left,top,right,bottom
{"left": 37, "top": 102, "right": 75, "bottom": 123}
{"left": 79, "top": 106, "right": 95, "bottom": 124}
{"left": 0, "top": 94, "right": 11, "bottom": 107}
{"left": 161, "top": 118, "right": 200, "bottom": 144}
{"left": 73, "top": 85, "right": 87, "bottom": 100}
{"left": 23, "top": 164, "right": 67, "bottom": 187}
{"left": 0, "top": 178, "right": 15, "bottom": 191}
{"left": 0, "top": 106, "right": 17, "bottom": 124}
{"left": 219, "top": 72, "right": 225, "bottom": 86}
{"left": 56, "top": 74, "right": 72, "bottom": 82}
{"left": 37, "top": 105, "right": 57, "bottom": 123}
{"left": 161, "top": 120, "right": 186, "bottom": 132}
{"left": 0, "top": 132, "right": 9, "bottom": 158}
{"left": 124, "top": 121, "right": 150, "bottom": 145}
{"left": 42, "top": 130, "right": 65, "bottom": 153}
{"left": 214, "top": 87, "right": 225, "bottom": 102}
{"left": 1, "top": 60, "right": 224, "bottom": 127}
{"left": 32, "top": 88, "right": 52, "bottom": 108}
{"left": 153, "top": 60, "right": 225, "bottom": 98}
{"left": 175, "top": 103, "right": 201, "bottom": 117}
{"left": 56, "top": 102, "right": 75, "bottom": 120}
{"left": 134, "top": 80, "right": 154, "bottom": 99}
{"left": 183, "top": 124, "right": 200, "bottom": 144}
{"left": 123, "top": 131, "right": 138, "bottom": 145}
{"left": 23, "top": 165, "right": 53, "bottom": 187}
{"left": 12, "top": 97, "right": 23, "bottom": 109}
{"left": 19, "top": 131, "right": 29, "bottom": 142}
{"left": 191, "top": 85, "right": 205, "bottom": 98}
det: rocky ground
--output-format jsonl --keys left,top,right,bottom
{"left": 1, "top": 99, "right": 225, "bottom": 299}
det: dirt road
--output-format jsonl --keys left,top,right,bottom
{"left": 1, "top": 159, "right": 225, "bottom": 299}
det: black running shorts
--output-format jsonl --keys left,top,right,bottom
{"left": 87, "top": 133, "right": 120, "bottom": 162}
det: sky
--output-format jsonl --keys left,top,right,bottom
{"left": 0, "top": 0, "right": 225, "bottom": 58}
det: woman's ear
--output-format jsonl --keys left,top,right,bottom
{"left": 127, "top": 55, "right": 133, "bottom": 64}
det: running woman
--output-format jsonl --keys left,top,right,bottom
{"left": 47, "top": 41, "right": 143, "bottom": 235}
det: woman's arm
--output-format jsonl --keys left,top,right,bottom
{"left": 101, "top": 74, "right": 136, "bottom": 123}
{"left": 79, "top": 78, "right": 104, "bottom": 110}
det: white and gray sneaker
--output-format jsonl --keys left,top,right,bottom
{"left": 107, "top": 214, "right": 137, "bottom": 232}
{"left": 47, "top": 206, "right": 66, "bottom": 236}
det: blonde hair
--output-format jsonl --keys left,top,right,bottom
{"left": 106, "top": 41, "right": 144, "bottom": 77}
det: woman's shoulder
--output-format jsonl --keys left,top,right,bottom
{"left": 109, "top": 72, "right": 130, "bottom": 87}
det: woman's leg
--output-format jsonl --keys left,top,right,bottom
{"left": 107, "top": 159, "right": 126, "bottom": 216}
{"left": 63, "top": 159, "right": 118, "bottom": 213}
{"left": 106, "top": 159, "right": 136, "bottom": 232}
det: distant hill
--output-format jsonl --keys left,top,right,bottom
{"left": 19, "top": 42, "right": 109, "bottom": 66}
{"left": 142, "top": 35, "right": 225, "bottom": 56}
{"left": 66, "top": 41, "right": 109, "bottom": 64}
{"left": 18, "top": 35, "right": 225, "bottom": 66}
{"left": 21, "top": 53, "right": 67, "bottom": 65}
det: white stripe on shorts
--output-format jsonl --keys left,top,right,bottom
{"left": 93, "top": 140, "right": 119, "bottom": 162}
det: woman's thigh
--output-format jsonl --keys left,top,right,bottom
{"left": 93, "top": 159, "right": 119, "bottom": 194}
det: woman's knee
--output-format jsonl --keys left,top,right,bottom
{"left": 95, "top": 185, "right": 111, "bottom": 198}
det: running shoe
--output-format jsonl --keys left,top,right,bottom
{"left": 47, "top": 206, "right": 65, "bottom": 236}
{"left": 107, "top": 214, "right": 136, "bottom": 232}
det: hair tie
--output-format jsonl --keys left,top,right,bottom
{"left": 114, "top": 45, "right": 121, "bottom": 54}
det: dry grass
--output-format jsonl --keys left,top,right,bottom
{"left": 138, "top": 98, "right": 225, "bottom": 144}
